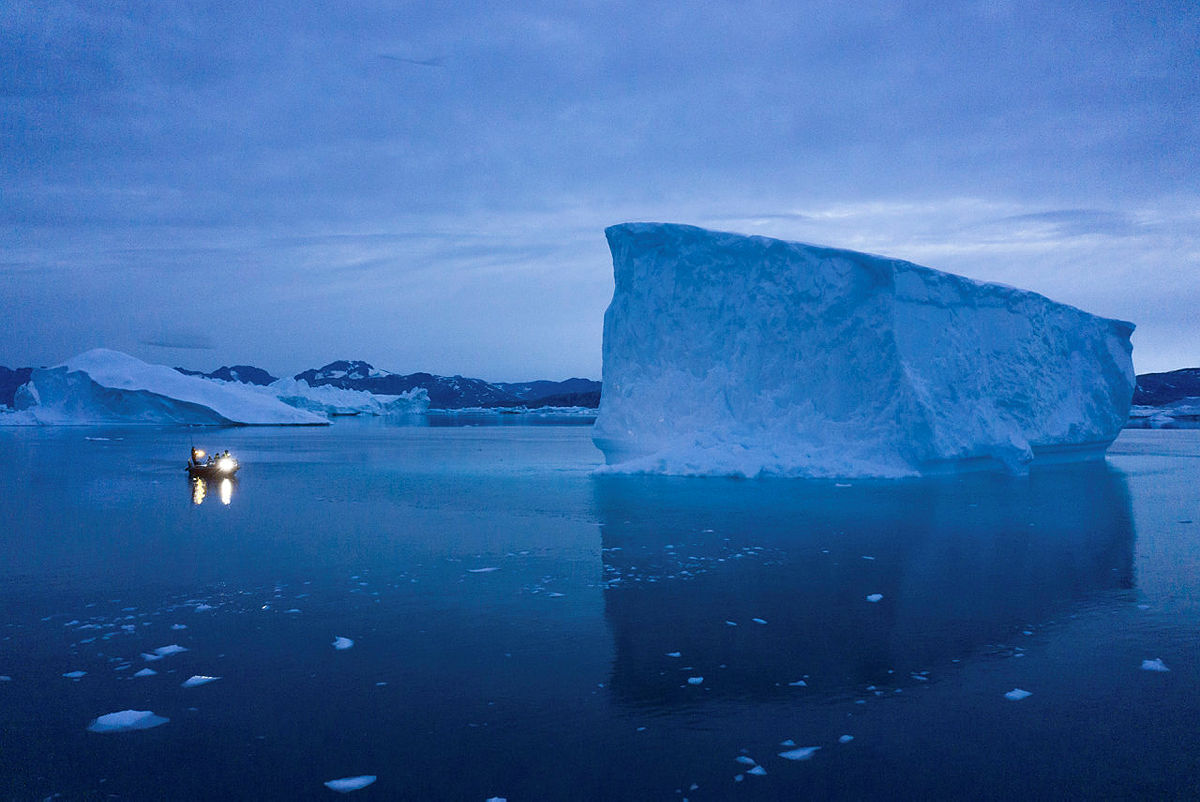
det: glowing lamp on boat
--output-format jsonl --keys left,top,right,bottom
{"left": 218, "top": 457, "right": 235, "bottom": 473}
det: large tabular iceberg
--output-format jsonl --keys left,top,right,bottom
{"left": 593, "top": 223, "right": 1135, "bottom": 477}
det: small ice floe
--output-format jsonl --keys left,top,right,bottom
{"left": 747, "top": 766, "right": 767, "bottom": 776}
{"left": 725, "top": 620, "right": 738, "bottom": 627}
{"left": 1137, "top": 604, "right": 1151, "bottom": 610}
{"left": 332, "top": 637, "right": 354, "bottom": 651}
{"left": 0, "top": 676, "right": 11, "bottom": 681}
{"left": 734, "top": 775, "right": 744, "bottom": 783}
{"left": 85, "top": 436, "right": 111, "bottom": 441}
{"left": 687, "top": 676, "right": 704, "bottom": 685}
{"left": 666, "top": 652, "right": 682, "bottom": 658}
{"left": 780, "top": 739, "right": 795, "bottom": 747}
{"left": 194, "top": 604, "right": 214, "bottom": 612}
{"left": 1004, "top": 689, "right": 1032, "bottom": 701}
{"left": 787, "top": 680, "right": 807, "bottom": 687}
{"left": 751, "top": 618, "right": 767, "bottom": 625}
{"left": 861, "top": 555, "right": 875, "bottom": 560}
{"left": 778, "top": 746, "right": 820, "bottom": 761}
{"left": 467, "top": 567, "right": 500, "bottom": 573}
{"left": 285, "top": 608, "right": 302, "bottom": 613}
{"left": 835, "top": 483, "right": 852, "bottom": 488}
{"left": 838, "top": 735, "right": 854, "bottom": 744}
{"left": 134, "top": 668, "right": 157, "bottom": 678}
{"left": 141, "top": 644, "right": 187, "bottom": 661}
{"left": 63, "top": 671, "right": 87, "bottom": 679}
{"left": 181, "top": 675, "right": 220, "bottom": 688}
{"left": 323, "top": 775, "right": 377, "bottom": 793}
{"left": 485, "top": 797, "right": 507, "bottom": 802}
{"left": 1141, "top": 658, "right": 1170, "bottom": 672}
{"left": 735, "top": 756, "right": 757, "bottom": 766}
{"left": 866, "top": 594, "right": 883, "bottom": 603}
{"left": 87, "top": 710, "right": 169, "bottom": 733}
{"left": 546, "top": 592, "right": 565, "bottom": 598}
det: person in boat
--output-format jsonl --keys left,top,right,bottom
{"left": 191, "top": 447, "right": 203, "bottom": 467}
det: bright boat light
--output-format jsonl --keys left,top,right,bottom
{"left": 218, "top": 457, "right": 235, "bottom": 473}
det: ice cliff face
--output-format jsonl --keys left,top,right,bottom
{"left": 593, "top": 223, "right": 1135, "bottom": 477}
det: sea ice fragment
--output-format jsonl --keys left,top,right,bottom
{"left": 333, "top": 637, "right": 354, "bottom": 650}
{"left": 1004, "top": 689, "right": 1032, "bottom": 700}
{"left": 1141, "top": 658, "right": 1170, "bottom": 672}
{"left": 323, "top": 775, "right": 377, "bottom": 793}
{"left": 779, "top": 747, "right": 821, "bottom": 761}
{"left": 87, "top": 710, "right": 169, "bottom": 733}
{"left": 181, "top": 675, "right": 220, "bottom": 687}
{"left": 866, "top": 594, "right": 883, "bottom": 603}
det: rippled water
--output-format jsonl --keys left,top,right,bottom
{"left": 1, "top": 424, "right": 1198, "bottom": 799}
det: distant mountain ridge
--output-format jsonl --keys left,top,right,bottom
{"left": 290, "top": 360, "right": 600, "bottom": 409}
{"left": 1132, "top": 368, "right": 1200, "bottom": 406}
{"left": 175, "top": 365, "right": 278, "bottom": 386}
{"left": 0, "top": 366, "right": 33, "bottom": 408}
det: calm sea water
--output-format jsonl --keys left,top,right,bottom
{"left": 1, "top": 422, "right": 1199, "bottom": 800}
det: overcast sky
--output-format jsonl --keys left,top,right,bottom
{"left": 3, "top": 0, "right": 1197, "bottom": 380}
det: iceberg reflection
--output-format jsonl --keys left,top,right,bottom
{"left": 595, "top": 463, "right": 1134, "bottom": 706}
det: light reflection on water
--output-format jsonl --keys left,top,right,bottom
{"left": 189, "top": 476, "right": 236, "bottom": 505}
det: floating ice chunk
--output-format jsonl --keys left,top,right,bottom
{"left": 734, "top": 774, "right": 744, "bottom": 783}
{"left": 333, "top": 637, "right": 354, "bottom": 651}
{"left": 780, "top": 739, "right": 796, "bottom": 747}
{"left": 666, "top": 652, "right": 682, "bottom": 658}
{"left": 468, "top": 567, "right": 500, "bottom": 573}
{"left": 687, "top": 676, "right": 703, "bottom": 685}
{"left": 171, "top": 624, "right": 188, "bottom": 630}
{"left": 87, "top": 710, "right": 169, "bottom": 733}
{"left": 779, "top": 746, "right": 821, "bottom": 761}
{"left": 725, "top": 620, "right": 738, "bottom": 627}
{"left": 735, "top": 756, "right": 757, "bottom": 766}
{"left": 839, "top": 735, "right": 854, "bottom": 744}
{"left": 751, "top": 618, "right": 767, "bottom": 625}
{"left": 181, "top": 675, "right": 220, "bottom": 687}
{"left": 134, "top": 668, "right": 157, "bottom": 678}
{"left": 63, "top": 671, "right": 86, "bottom": 679}
{"left": 861, "top": 555, "right": 875, "bottom": 560}
{"left": 1004, "top": 688, "right": 1032, "bottom": 700}
{"left": 142, "top": 644, "right": 187, "bottom": 661}
{"left": 787, "top": 680, "right": 807, "bottom": 687}
{"left": 866, "top": 594, "right": 883, "bottom": 603}
{"left": 486, "top": 797, "right": 508, "bottom": 802}
{"left": 1141, "top": 658, "right": 1170, "bottom": 672}
{"left": 0, "top": 675, "right": 11, "bottom": 681}
{"left": 747, "top": 766, "right": 767, "bottom": 776}
{"left": 194, "top": 604, "right": 214, "bottom": 612}
{"left": 323, "top": 775, "right": 377, "bottom": 793}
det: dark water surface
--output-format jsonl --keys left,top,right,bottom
{"left": 1, "top": 424, "right": 1199, "bottom": 800}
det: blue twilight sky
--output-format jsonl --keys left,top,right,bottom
{"left": 2, "top": 0, "right": 1198, "bottom": 381}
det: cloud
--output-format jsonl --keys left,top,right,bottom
{"left": 140, "top": 333, "right": 215, "bottom": 351}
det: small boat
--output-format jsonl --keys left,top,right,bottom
{"left": 187, "top": 447, "right": 240, "bottom": 478}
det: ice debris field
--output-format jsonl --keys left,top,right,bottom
{"left": 593, "top": 223, "right": 1136, "bottom": 478}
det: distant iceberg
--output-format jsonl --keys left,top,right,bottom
{"left": 1, "top": 349, "right": 328, "bottom": 425}
{"left": 594, "top": 223, "right": 1135, "bottom": 477}
{"left": 259, "top": 376, "right": 428, "bottom": 418}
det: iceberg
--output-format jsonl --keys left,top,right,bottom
{"left": 594, "top": 223, "right": 1135, "bottom": 477}
{"left": 4, "top": 349, "right": 327, "bottom": 426}
{"left": 257, "top": 377, "right": 428, "bottom": 417}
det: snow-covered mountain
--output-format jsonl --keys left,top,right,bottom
{"left": 292, "top": 360, "right": 596, "bottom": 409}
{"left": 175, "top": 365, "right": 278, "bottom": 386}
